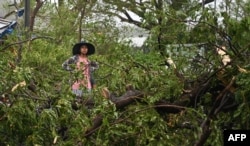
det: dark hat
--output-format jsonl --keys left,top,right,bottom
{"left": 72, "top": 42, "right": 95, "bottom": 55}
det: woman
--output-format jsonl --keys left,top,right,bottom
{"left": 62, "top": 41, "right": 98, "bottom": 100}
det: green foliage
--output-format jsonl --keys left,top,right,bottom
{"left": 1, "top": 0, "right": 250, "bottom": 145}
{"left": 0, "top": 39, "right": 183, "bottom": 145}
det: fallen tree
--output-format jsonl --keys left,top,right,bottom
{"left": 82, "top": 67, "right": 238, "bottom": 142}
{"left": 84, "top": 85, "right": 187, "bottom": 138}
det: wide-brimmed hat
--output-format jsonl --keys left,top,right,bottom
{"left": 72, "top": 42, "right": 95, "bottom": 55}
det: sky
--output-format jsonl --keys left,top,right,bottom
{"left": 49, "top": 0, "right": 58, "bottom": 4}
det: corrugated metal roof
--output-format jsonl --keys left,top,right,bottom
{"left": 0, "top": 18, "right": 17, "bottom": 38}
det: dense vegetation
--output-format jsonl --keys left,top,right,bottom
{"left": 0, "top": 0, "right": 250, "bottom": 145}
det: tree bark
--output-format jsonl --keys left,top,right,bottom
{"left": 30, "top": 0, "right": 44, "bottom": 31}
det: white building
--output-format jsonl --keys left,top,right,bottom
{"left": 0, "top": 0, "right": 19, "bottom": 20}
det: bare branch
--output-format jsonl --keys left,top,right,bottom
{"left": 0, "top": 36, "right": 54, "bottom": 52}
{"left": 30, "top": 0, "right": 45, "bottom": 31}
{"left": 199, "top": 0, "right": 215, "bottom": 6}
{"left": 194, "top": 77, "right": 236, "bottom": 146}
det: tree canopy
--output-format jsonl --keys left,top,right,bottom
{"left": 0, "top": 0, "right": 250, "bottom": 145}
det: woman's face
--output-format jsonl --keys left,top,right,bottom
{"left": 80, "top": 45, "right": 88, "bottom": 55}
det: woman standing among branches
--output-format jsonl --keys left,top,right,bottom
{"left": 62, "top": 41, "right": 98, "bottom": 107}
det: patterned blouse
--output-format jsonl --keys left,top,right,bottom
{"left": 62, "top": 55, "right": 98, "bottom": 89}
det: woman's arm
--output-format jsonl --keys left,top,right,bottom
{"left": 62, "top": 56, "right": 77, "bottom": 71}
{"left": 90, "top": 61, "right": 99, "bottom": 72}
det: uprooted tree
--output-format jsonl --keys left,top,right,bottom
{"left": 0, "top": 0, "right": 250, "bottom": 145}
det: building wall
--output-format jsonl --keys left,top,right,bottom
{"left": 0, "top": 0, "right": 18, "bottom": 20}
